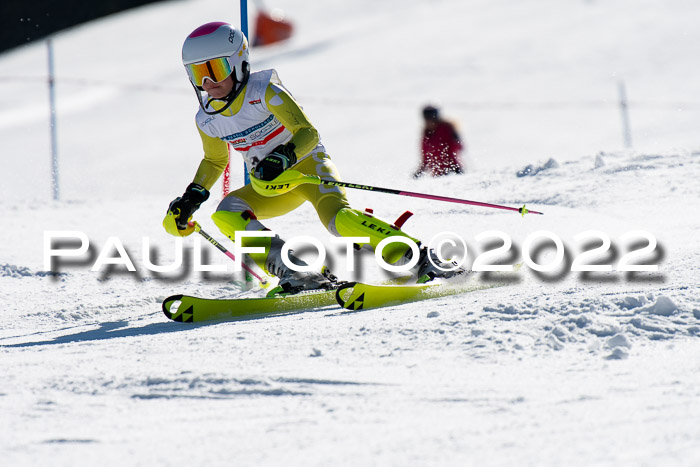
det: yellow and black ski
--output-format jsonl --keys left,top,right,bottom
{"left": 335, "top": 265, "right": 523, "bottom": 311}
{"left": 162, "top": 289, "right": 338, "bottom": 323}
{"left": 161, "top": 276, "right": 412, "bottom": 323}
{"left": 334, "top": 279, "right": 498, "bottom": 311}
{"left": 162, "top": 272, "right": 517, "bottom": 323}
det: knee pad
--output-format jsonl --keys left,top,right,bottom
{"left": 211, "top": 210, "right": 271, "bottom": 267}
{"left": 333, "top": 208, "right": 419, "bottom": 264}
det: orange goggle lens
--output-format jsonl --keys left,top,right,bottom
{"left": 186, "top": 57, "right": 233, "bottom": 86}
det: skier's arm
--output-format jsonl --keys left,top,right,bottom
{"left": 251, "top": 82, "right": 320, "bottom": 181}
{"left": 444, "top": 123, "right": 464, "bottom": 173}
{"left": 163, "top": 125, "right": 228, "bottom": 237}
{"left": 192, "top": 126, "right": 230, "bottom": 191}
{"left": 448, "top": 123, "right": 464, "bottom": 153}
{"left": 264, "top": 83, "right": 319, "bottom": 158}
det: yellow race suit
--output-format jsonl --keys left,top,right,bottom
{"left": 193, "top": 69, "right": 347, "bottom": 227}
{"left": 185, "top": 69, "right": 416, "bottom": 272}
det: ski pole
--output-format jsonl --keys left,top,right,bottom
{"left": 250, "top": 170, "right": 543, "bottom": 216}
{"left": 190, "top": 222, "right": 269, "bottom": 285}
{"left": 319, "top": 180, "right": 543, "bottom": 216}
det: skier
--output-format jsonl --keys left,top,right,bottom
{"left": 163, "top": 22, "right": 464, "bottom": 293}
{"left": 413, "top": 105, "right": 464, "bottom": 178}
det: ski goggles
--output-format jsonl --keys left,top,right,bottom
{"left": 185, "top": 57, "right": 233, "bottom": 87}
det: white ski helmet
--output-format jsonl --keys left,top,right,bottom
{"left": 182, "top": 22, "right": 250, "bottom": 114}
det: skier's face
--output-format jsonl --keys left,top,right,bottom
{"left": 202, "top": 75, "right": 234, "bottom": 99}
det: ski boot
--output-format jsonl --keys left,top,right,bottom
{"left": 397, "top": 245, "right": 468, "bottom": 283}
{"left": 265, "top": 237, "right": 340, "bottom": 296}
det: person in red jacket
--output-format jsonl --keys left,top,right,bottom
{"left": 413, "top": 105, "right": 464, "bottom": 178}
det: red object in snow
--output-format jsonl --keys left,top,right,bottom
{"left": 420, "top": 121, "right": 464, "bottom": 177}
{"left": 253, "top": 11, "right": 293, "bottom": 46}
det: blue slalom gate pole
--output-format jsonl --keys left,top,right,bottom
{"left": 240, "top": 0, "right": 256, "bottom": 288}
{"left": 240, "top": 0, "right": 249, "bottom": 38}
{"left": 241, "top": 0, "right": 251, "bottom": 186}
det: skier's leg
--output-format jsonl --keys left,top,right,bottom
{"left": 294, "top": 149, "right": 466, "bottom": 281}
{"left": 292, "top": 150, "right": 417, "bottom": 263}
{"left": 332, "top": 207, "right": 467, "bottom": 281}
{"left": 211, "top": 185, "right": 333, "bottom": 292}
{"left": 331, "top": 208, "right": 419, "bottom": 263}
{"left": 210, "top": 199, "right": 271, "bottom": 270}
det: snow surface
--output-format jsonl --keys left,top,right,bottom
{"left": 1, "top": 0, "right": 700, "bottom": 465}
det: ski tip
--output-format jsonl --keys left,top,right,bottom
{"left": 162, "top": 294, "right": 184, "bottom": 320}
{"left": 335, "top": 282, "right": 358, "bottom": 309}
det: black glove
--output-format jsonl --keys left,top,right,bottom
{"left": 253, "top": 143, "right": 297, "bottom": 181}
{"left": 167, "top": 183, "right": 210, "bottom": 230}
